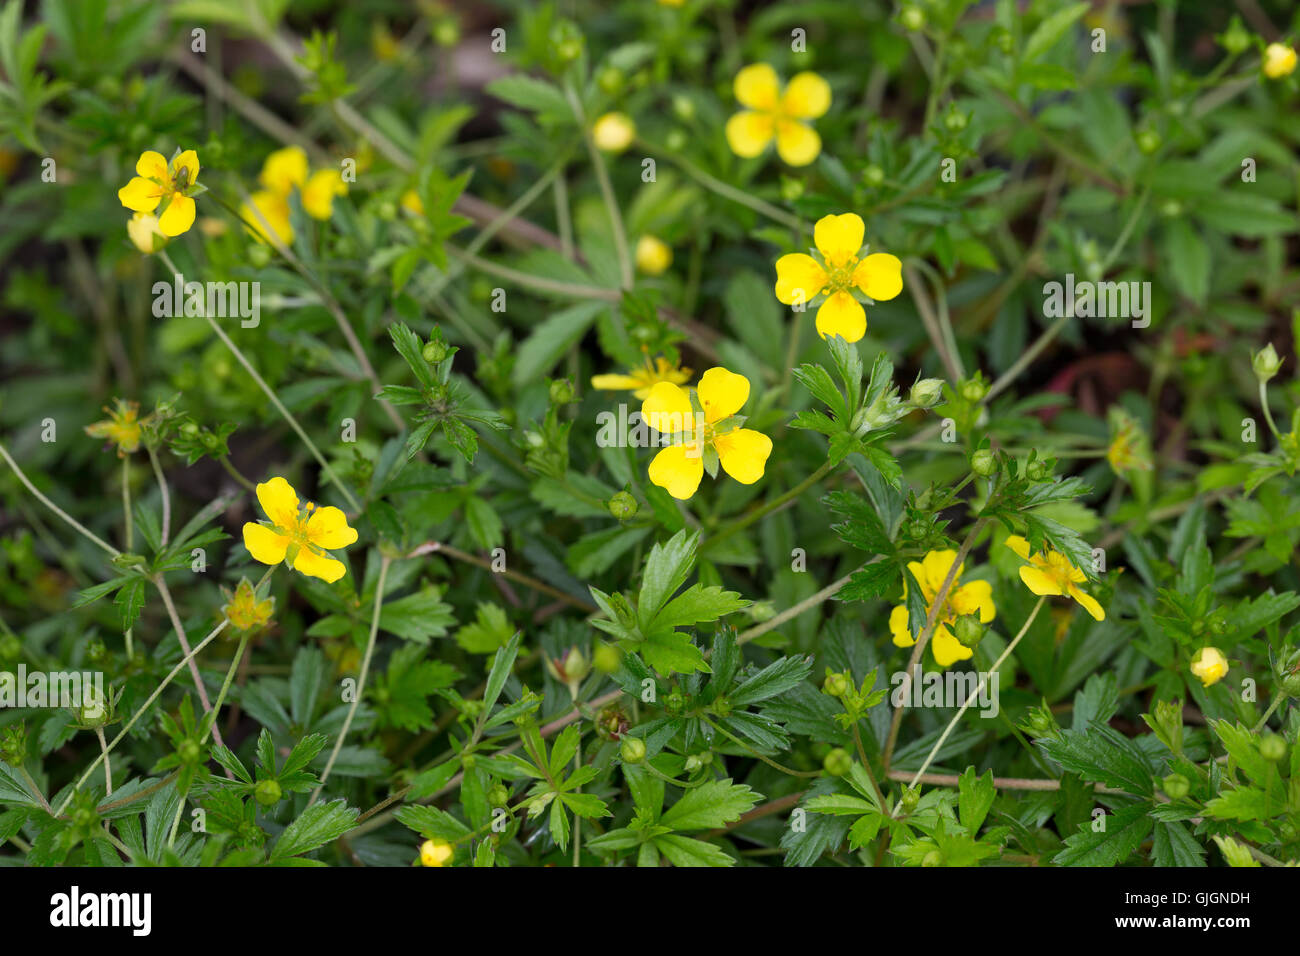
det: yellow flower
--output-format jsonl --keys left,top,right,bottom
{"left": 774, "top": 213, "right": 903, "bottom": 342}
{"left": 592, "top": 112, "right": 636, "bottom": 152}
{"left": 222, "top": 578, "right": 274, "bottom": 633}
{"left": 400, "top": 188, "right": 424, "bottom": 216}
{"left": 641, "top": 367, "right": 772, "bottom": 500}
{"left": 117, "top": 149, "right": 201, "bottom": 237}
{"left": 302, "top": 169, "right": 348, "bottom": 220}
{"left": 420, "top": 839, "right": 453, "bottom": 867}
{"left": 635, "top": 235, "right": 673, "bottom": 275}
{"left": 85, "top": 400, "right": 149, "bottom": 457}
{"left": 889, "top": 550, "right": 996, "bottom": 668}
{"left": 259, "top": 146, "right": 309, "bottom": 194}
{"left": 242, "top": 476, "right": 358, "bottom": 583}
{"left": 241, "top": 190, "right": 294, "bottom": 245}
{"left": 1004, "top": 536, "right": 1104, "bottom": 621}
{"left": 127, "top": 212, "right": 165, "bottom": 254}
{"left": 725, "top": 63, "right": 830, "bottom": 166}
{"left": 1190, "top": 646, "right": 1229, "bottom": 687}
{"left": 592, "top": 356, "right": 691, "bottom": 400}
{"left": 1263, "top": 43, "right": 1297, "bottom": 79}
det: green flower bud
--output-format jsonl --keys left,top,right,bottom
{"left": 1026, "top": 459, "right": 1051, "bottom": 481}
{"left": 422, "top": 339, "right": 448, "bottom": 364}
{"left": 488, "top": 783, "right": 510, "bottom": 807}
{"left": 665, "top": 691, "right": 686, "bottom": 716}
{"left": 953, "top": 613, "right": 985, "bottom": 648}
{"left": 549, "top": 378, "right": 576, "bottom": 405}
{"left": 1218, "top": 17, "right": 1250, "bottom": 55}
{"left": 899, "top": 6, "right": 925, "bottom": 32}
{"left": 1158, "top": 198, "right": 1183, "bottom": 218}
{"left": 247, "top": 243, "right": 271, "bottom": 268}
{"left": 1260, "top": 734, "right": 1287, "bottom": 762}
{"left": 433, "top": 19, "right": 460, "bottom": 48}
{"left": 255, "top": 778, "right": 283, "bottom": 806}
{"left": 823, "top": 748, "right": 852, "bottom": 776}
{"left": 178, "top": 739, "right": 202, "bottom": 765}
{"left": 901, "top": 786, "right": 920, "bottom": 812}
{"left": 1161, "top": 773, "right": 1190, "bottom": 800}
{"left": 862, "top": 164, "right": 885, "bottom": 187}
{"left": 822, "top": 670, "right": 850, "bottom": 698}
{"left": 959, "top": 377, "right": 987, "bottom": 402}
{"left": 551, "top": 22, "right": 584, "bottom": 62}
{"left": 943, "top": 107, "right": 968, "bottom": 133}
{"left": 1253, "top": 343, "right": 1282, "bottom": 384}
{"left": 908, "top": 378, "right": 944, "bottom": 408}
{"left": 671, "top": 95, "right": 695, "bottom": 122}
{"left": 970, "top": 448, "right": 997, "bottom": 477}
{"left": 684, "top": 752, "right": 713, "bottom": 773}
{"left": 1274, "top": 647, "right": 1300, "bottom": 698}
{"left": 665, "top": 129, "right": 687, "bottom": 152}
{"left": 921, "top": 848, "right": 942, "bottom": 866}
{"left": 1135, "top": 129, "right": 1161, "bottom": 155}
{"left": 0, "top": 633, "right": 20, "bottom": 662}
{"left": 597, "top": 67, "right": 625, "bottom": 96}
{"left": 780, "top": 176, "right": 804, "bottom": 201}
{"left": 0, "top": 722, "right": 27, "bottom": 767}
{"left": 620, "top": 736, "right": 647, "bottom": 764}
{"left": 608, "top": 491, "right": 638, "bottom": 520}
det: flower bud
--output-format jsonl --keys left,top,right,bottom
{"left": 422, "top": 339, "right": 448, "bottom": 364}
{"left": 921, "top": 849, "right": 942, "bottom": 866}
{"left": 899, "top": 6, "right": 925, "bottom": 31}
{"left": 592, "top": 112, "right": 636, "bottom": 153}
{"left": 959, "top": 377, "right": 987, "bottom": 402}
{"left": 1135, "top": 129, "right": 1161, "bottom": 155}
{"left": 620, "top": 736, "right": 647, "bottom": 764}
{"left": 420, "top": 839, "right": 453, "bottom": 867}
{"left": 908, "top": 378, "right": 944, "bottom": 408}
{"left": 1260, "top": 734, "right": 1287, "bottom": 762}
{"left": 254, "top": 778, "right": 282, "bottom": 806}
{"left": 1263, "top": 43, "right": 1298, "bottom": 80}
{"left": 597, "top": 67, "right": 625, "bottom": 96}
{"left": 952, "top": 613, "right": 985, "bottom": 648}
{"left": 901, "top": 786, "right": 920, "bottom": 813}
{"left": 862, "top": 164, "right": 885, "bottom": 187}
{"left": 1218, "top": 17, "right": 1250, "bottom": 55}
{"left": 0, "top": 722, "right": 26, "bottom": 767}
{"left": 592, "top": 642, "right": 622, "bottom": 674}
{"left": 1026, "top": 459, "right": 1051, "bottom": 481}
{"left": 1252, "top": 343, "right": 1282, "bottom": 384}
{"left": 488, "top": 783, "right": 510, "bottom": 807}
{"left": 635, "top": 235, "right": 672, "bottom": 275}
{"left": 970, "top": 448, "right": 997, "bottom": 477}
{"left": 1189, "top": 646, "right": 1228, "bottom": 687}
{"left": 549, "top": 378, "right": 576, "bottom": 405}
{"left": 1161, "top": 773, "right": 1190, "bottom": 800}
{"left": 822, "top": 670, "right": 850, "bottom": 698}
{"left": 822, "top": 747, "right": 852, "bottom": 776}
{"left": 607, "top": 490, "right": 638, "bottom": 520}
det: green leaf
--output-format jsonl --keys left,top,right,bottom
{"left": 638, "top": 529, "right": 699, "bottom": 624}
{"left": 512, "top": 302, "right": 605, "bottom": 386}
{"left": 1164, "top": 218, "right": 1209, "bottom": 305}
{"left": 653, "top": 833, "right": 735, "bottom": 867}
{"left": 379, "top": 586, "right": 455, "bottom": 643}
{"left": 1053, "top": 802, "right": 1152, "bottom": 866}
{"left": 1151, "top": 820, "right": 1206, "bottom": 866}
{"left": 659, "top": 779, "right": 759, "bottom": 831}
{"left": 487, "top": 74, "right": 573, "bottom": 118}
{"left": 1024, "top": 2, "right": 1090, "bottom": 61}
{"left": 641, "top": 627, "right": 709, "bottom": 676}
{"left": 115, "top": 578, "right": 145, "bottom": 631}
{"left": 1039, "top": 726, "right": 1154, "bottom": 796}
{"left": 654, "top": 583, "right": 748, "bottom": 629}
{"left": 268, "top": 800, "right": 358, "bottom": 863}
{"left": 483, "top": 631, "right": 522, "bottom": 714}
{"left": 957, "top": 767, "right": 996, "bottom": 833}
{"left": 729, "top": 655, "right": 813, "bottom": 708}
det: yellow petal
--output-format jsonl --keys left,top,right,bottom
{"left": 931, "top": 626, "right": 974, "bottom": 667}
{"left": 781, "top": 71, "right": 831, "bottom": 119}
{"left": 591, "top": 373, "right": 643, "bottom": 391}
{"left": 774, "top": 253, "right": 827, "bottom": 305}
{"left": 648, "top": 444, "right": 704, "bottom": 500}
{"left": 697, "top": 367, "right": 750, "bottom": 423}
{"left": 641, "top": 381, "right": 696, "bottom": 436}
{"left": 1067, "top": 584, "right": 1105, "bottom": 621}
{"left": 158, "top": 194, "right": 196, "bottom": 237}
{"left": 814, "top": 291, "right": 866, "bottom": 343}
{"left": 302, "top": 168, "right": 347, "bottom": 220}
{"left": 713, "top": 428, "right": 772, "bottom": 485}
{"left": 889, "top": 604, "right": 914, "bottom": 647}
{"left": 171, "top": 149, "right": 200, "bottom": 186}
{"left": 135, "top": 150, "right": 169, "bottom": 181}
{"left": 952, "top": 579, "right": 996, "bottom": 623}
{"left": 733, "top": 63, "right": 780, "bottom": 111}
{"left": 127, "top": 213, "right": 162, "bottom": 254}
{"left": 259, "top": 146, "right": 308, "bottom": 194}
{"left": 1004, "top": 535, "right": 1031, "bottom": 560}
{"left": 256, "top": 476, "right": 301, "bottom": 529}
{"left": 920, "top": 549, "right": 960, "bottom": 595}
{"left": 725, "top": 111, "right": 775, "bottom": 158}
{"left": 853, "top": 253, "right": 903, "bottom": 301}
{"left": 306, "top": 505, "right": 358, "bottom": 550}
{"left": 774, "top": 119, "right": 821, "bottom": 166}
{"left": 118, "top": 177, "right": 163, "bottom": 212}
{"left": 1019, "top": 565, "right": 1065, "bottom": 597}
{"left": 292, "top": 547, "right": 348, "bottom": 583}
{"left": 242, "top": 191, "right": 293, "bottom": 245}
{"left": 814, "top": 213, "right": 865, "bottom": 268}
{"left": 243, "top": 523, "right": 289, "bottom": 566}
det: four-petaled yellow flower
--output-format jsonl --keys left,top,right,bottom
{"left": 85, "top": 399, "right": 149, "bottom": 457}
{"left": 889, "top": 550, "right": 996, "bottom": 667}
{"left": 420, "top": 839, "right": 453, "bottom": 867}
{"left": 1005, "top": 536, "right": 1104, "bottom": 621}
{"left": 243, "top": 147, "right": 349, "bottom": 245}
{"left": 775, "top": 213, "right": 903, "bottom": 342}
{"left": 118, "top": 149, "right": 202, "bottom": 237}
{"left": 222, "top": 578, "right": 274, "bottom": 633}
{"left": 725, "top": 63, "right": 830, "bottom": 166}
{"left": 1263, "top": 43, "right": 1297, "bottom": 80}
{"left": 1190, "top": 646, "right": 1228, "bottom": 687}
{"left": 635, "top": 235, "right": 673, "bottom": 275}
{"left": 1106, "top": 408, "right": 1152, "bottom": 475}
{"left": 592, "top": 356, "right": 691, "bottom": 400}
{"left": 242, "top": 477, "right": 358, "bottom": 583}
{"left": 641, "top": 367, "right": 772, "bottom": 500}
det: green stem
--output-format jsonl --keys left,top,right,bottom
{"left": 121, "top": 456, "right": 133, "bottom": 551}
{"left": 700, "top": 715, "right": 821, "bottom": 778}
{"left": 642, "top": 139, "right": 806, "bottom": 231}
{"left": 568, "top": 86, "right": 632, "bottom": 288}
{"left": 1253, "top": 694, "right": 1286, "bottom": 734}
{"left": 146, "top": 444, "right": 171, "bottom": 549}
{"left": 310, "top": 554, "right": 391, "bottom": 804}
{"left": 153, "top": 575, "right": 222, "bottom": 747}
{"left": 53, "top": 619, "right": 229, "bottom": 816}
{"left": 203, "top": 632, "right": 252, "bottom": 745}
{"left": 0, "top": 442, "right": 121, "bottom": 557}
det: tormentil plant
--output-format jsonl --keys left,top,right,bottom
{"left": 0, "top": 0, "right": 1299, "bottom": 878}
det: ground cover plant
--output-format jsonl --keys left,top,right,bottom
{"left": 1, "top": 0, "right": 1300, "bottom": 869}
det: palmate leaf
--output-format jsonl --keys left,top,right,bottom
{"left": 267, "top": 799, "right": 358, "bottom": 864}
{"left": 1038, "top": 726, "right": 1155, "bottom": 796}
{"left": 1053, "top": 801, "right": 1151, "bottom": 866}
